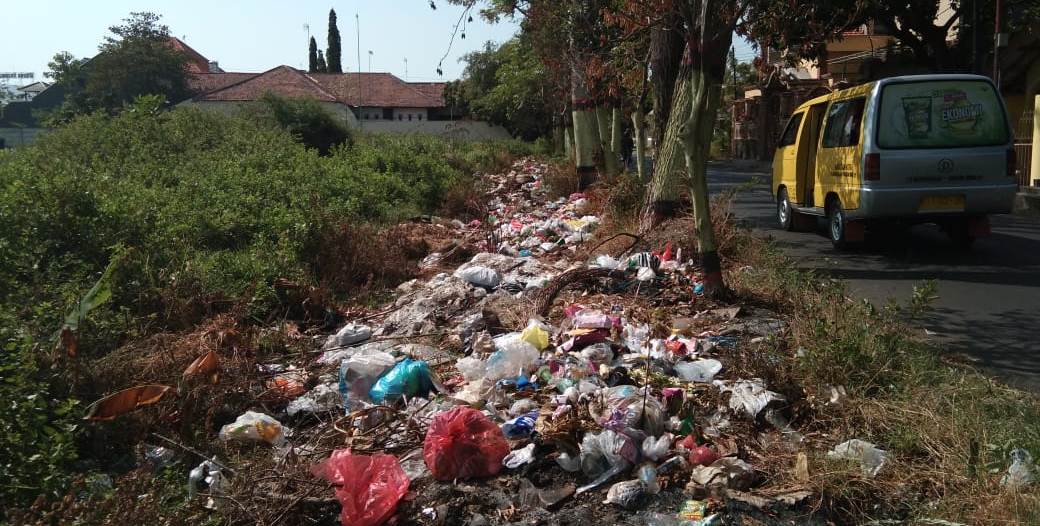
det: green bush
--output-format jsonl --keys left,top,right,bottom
{"left": 0, "top": 329, "right": 80, "bottom": 507}
{"left": 254, "top": 94, "right": 352, "bottom": 154}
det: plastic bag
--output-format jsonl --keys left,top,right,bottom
{"left": 674, "top": 359, "right": 723, "bottom": 383}
{"left": 603, "top": 479, "right": 646, "bottom": 508}
{"left": 576, "top": 430, "right": 637, "bottom": 493}
{"left": 339, "top": 350, "right": 396, "bottom": 409}
{"left": 622, "top": 323, "right": 650, "bottom": 353}
{"left": 423, "top": 407, "right": 510, "bottom": 480}
{"left": 637, "top": 463, "right": 660, "bottom": 494}
{"left": 581, "top": 343, "right": 614, "bottom": 364}
{"left": 486, "top": 333, "right": 540, "bottom": 381}
{"left": 219, "top": 411, "right": 288, "bottom": 446}
{"left": 503, "top": 443, "right": 537, "bottom": 469}
{"left": 1002, "top": 448, "right": 1037, "bottom": 488}
{"left": 312, "top": 449, "right": 409, "bottom": 526}
{"left": 593, "top": 255, "right": 623, "bottom": 270}
{"left": 689, "top": 457, "right": 756, "bottom": 490}
{"left": 454, "top": 265, "right": 502, "bottom": 288}
{"left": 827, "top": 439, "right": 888, "bottom": 477}
{"left": 324, "top": 322, "right": 373, "bottom": 349}
{"left": 369, "top": 358, "right": 435, "bottom": 404}
{"left": 287, "top": 382, "right": 342, "bottom": 416}
{"left": 455, "top": 356, "right": 486, "bottom": 382}
{"left": 520, "top": 319, "right": 551, "bottom": 351}
{"left": 588, "top": 386, "right": 665, "bottom": 437}
{"left": 641, "top": 433, "right": 672, "bottom": 461}
{"left": 187, "top": 459, "right": 225, "bottom": 509}
{"left": 717, "top": 379, "right": 786, "bottom": 418}
{"left": 574, "top": 310, "right": 612, "bottom": 329}
{"left": 501, "top": 410, "right": 538, "bottom": 439}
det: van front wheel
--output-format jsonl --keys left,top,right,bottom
{"left": 777, "top": 188, "right": 795, "bottom": 231}
{"left": 827, "top": 199, "right": 847, "bottom": 249}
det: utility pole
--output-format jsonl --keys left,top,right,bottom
{"left": 993, "top": 0, "right": 1004, "bottom": 88}
{"left": 404, "top": 58, "right": 408, "bottom": 79}
{"left": 368, "top": 50, "right": 373, "bottom": 71}
{"left": 357, "top": 13, "right": 363, "bottom": 131}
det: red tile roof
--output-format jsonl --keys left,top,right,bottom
{"left": 188, "top": 72, "right": 256, "bottom": 94}
{"left": 194, "top": 66, "right": 339, "bottom": 102}
{"left": 308, "top": 73, "right": 445, "bottom": 108}
{"left": 188, "top": 68, "right": 446, "bottom": 108}
{"left": 167, "top": 37, "right": 221, "bottom": 73}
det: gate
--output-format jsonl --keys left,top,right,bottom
{"left": 1014, "top": 110, "right": 1034, "bottom": 187}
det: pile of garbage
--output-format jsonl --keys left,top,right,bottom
{"left": 170, "top": 159, "right": 1033, "bottom": 525}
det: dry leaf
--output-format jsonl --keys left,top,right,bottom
{"left": 60, "top": 327, "right": 77, "bottom": 358}
{"left": 183, "top": 350, "right": 220, "bottom": 380}
{"left": 85, "top": 385, "right": 173, "bottom": 421}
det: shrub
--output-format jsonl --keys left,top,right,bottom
{"left": 255, "top": 93, "right": 352, "bottom": 154}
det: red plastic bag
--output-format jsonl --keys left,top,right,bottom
{"left": 423, "top": 406, "right": 510, "bottom": 480}
{"left": 312, "top": 449, "right": 409, "bottom": 526}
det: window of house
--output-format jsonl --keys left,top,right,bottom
{"left": 364, "top": 114, "right": 370, "bottom": 120}
{"left": 778, "top": 113, "right": 804, "bottom": 148}
{"left": 408, "top": 114, "right": 413, "bottom": 121}
{"left": 398, "top": 114, "right": 403, "bottom": 121}
{"left": 822, "top": 98, "right": 866, "bottom": 148}
{"left": 418, "top": 114, "right": 423, "bottom": 121}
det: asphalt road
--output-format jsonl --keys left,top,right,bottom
{"left": 707, "top": 163, "right": 1040, "bottom": 392}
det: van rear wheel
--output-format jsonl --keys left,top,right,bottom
{"left": 827, "top": 198, "right": 848, "bottom": 249}
{"left": 777, "top": 188, "right": 795, "bottom": 231}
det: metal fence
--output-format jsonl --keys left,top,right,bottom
{"left": 1015, "top": 110, "right": 1034, "bottom": 187}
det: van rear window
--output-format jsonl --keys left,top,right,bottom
{"left": 877, "top": 80, "right": 1009, "bottom": 149}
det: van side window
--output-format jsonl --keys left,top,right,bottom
{"left": 822, "top": 97, "right": 866, "bottom": 148}
{"left": 778, "top": 113, "right": 803, "bottom": 147}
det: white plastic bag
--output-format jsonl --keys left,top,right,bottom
{"left": 641, "top": 433, "right": 673, "bottom": 461}
{"left": 485, "top": 333, "right": 540, "bottom": 381}
{"left": 455, "top": 356, "right": 486, "bottom": 381}
{"left": 454, "top": 265, "right": 502, "bottom": 288}
{"left": 827, "top": 439, "right": 888, "bottom": 477}
{"left": 674, "top": 359, "right": 723, "bottom": 383}
{"left": 323, "top": 322, "right": 373, "bottom": 349}
{"left": 716, "top": 379, "right": 786, "bottom": 418}
{"left": 286, "top": 382, "right": 342, "bottom": 416}
{"left": 338, "top": 350, "right": 396, "bottom": 408}
{"left": 1002, "top": 448, "right": 1037, "bottom": 488}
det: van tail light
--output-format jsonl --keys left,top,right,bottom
{"left": 1007, "top": 148, "right": 1017, "bottom": 179}
{"left": 865, "top": 153, "right": 880, "bottom": 181}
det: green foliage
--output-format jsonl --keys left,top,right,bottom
{"left": 326, "top": 9, "right": 343, "bottom": 74}
{"left": 0, "top": 330, "right": 80, "bottom": 507}
{"left": 0, "top": 105, "right": 533, "bottom": 352}
{"left": 45, "top": 12, "right": 191, "bottom": 121}
{"left": 448, "top": 35, "right": 556, "bottom": 140}
{"left": 255, "top": 94, "right": 352, "bottom": 154}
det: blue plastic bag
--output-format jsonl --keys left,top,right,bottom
{"left": 501, "top": 410, "right": 539, "bottom": 439}
{"left": 369, "top": 358, "right": 434, "bottom": 404}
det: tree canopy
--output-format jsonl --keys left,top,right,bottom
{"left": 45, "top": 12, "right": 191, "bottom": 121}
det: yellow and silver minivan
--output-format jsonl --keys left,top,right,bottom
{"left": 772, "top": 74, "right": 1016, "bottom": 248}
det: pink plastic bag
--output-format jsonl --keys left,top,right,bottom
{"left": 423, "top": 407, "right": 510, "bottom": 480}
{"left": 312, "top": 449, "right": 409, "bottom": 526}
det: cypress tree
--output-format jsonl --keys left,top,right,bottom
{"left": 308, "top": 36, "right": 318, "bottom": 72}
{"left": 326, "top": 9, "right": 343, "bottom": 73}
{"left": 316, "top": 50, "right": 328, "bottom": 73}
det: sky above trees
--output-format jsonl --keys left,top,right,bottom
{"left": 0, "top": 0, "right": 519, "bottom": 81}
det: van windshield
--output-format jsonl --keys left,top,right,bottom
{"left": 876, "top": 79, "right": 1009, "bottom": 149}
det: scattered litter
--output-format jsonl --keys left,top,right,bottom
{"left": 324, "top": 322, "right": 373, "bottom": 349}
{"left": 503, "top": 443, "right": 537, "bottom": 468}
{"left": 454, "top": 265, "right": 502, "bottom": 288}
{"left": 827, "top": 439, "right": 888, "bottom": 477}
{"left": 604, "top": 479, "right": 647, "bottom": 509}
{"left": 519, "top": 478, "right": 574, "bottom": 509}
{"left": 689, "top": 457, "right": 756, "bottom": 490}
{"left": 717, "top": 379, "right": 786, "bottom": 418}
{"left": 218, "top": 411, "right": 288, "bottom": 446}
{"left": 187, "top": 459, "right": 225, "bottom": 510}
{"left": 1001, "top": 448, "right": 1036, "bottom": 488}
{"left": 286, "top": 382, "right": 342, "bottom": 416}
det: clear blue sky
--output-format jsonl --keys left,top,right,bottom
{"left": 0, "top": 1, "right": 520, "bottom": 82}
{"left": 0, "top": 1, "right": 756, "bottom": 84}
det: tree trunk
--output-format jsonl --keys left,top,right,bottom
{"left": 640, "top": 64, "right": 691, "bottom": 230}
{"left": 611, "top": 107, "right": 623, "bottom": 161}
{"left": 678, "top": 0, "right": 734, "bottom": 298}
{"left": 649, "top": 12, "right": 685, "bottom": 149}
{"left": 632, "top": 109, "right": 647, "bottom": 181}
{"left": 572, "top": 70, "right": 600, "bottom": 188}
{"left": 596, "top": 106, "right": 620, "bottom": 177}
{"left": 564, "top": 125, "right": 574, "bottom": 159}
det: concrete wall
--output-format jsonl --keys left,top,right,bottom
{"left": 0, "top": 127, "right": 48, "bottom": 148}
{"left": 391, "top": 107, "right": 428, "bottom": 122}
{"left": 360, "top": 120, "right": 512, "bottom": 141}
